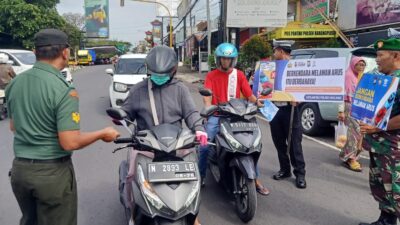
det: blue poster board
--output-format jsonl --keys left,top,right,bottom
{"left": 351, "top": 73, "right": 399, "bottom": 130}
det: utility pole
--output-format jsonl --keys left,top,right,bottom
{"left": 206, "top": 0, "right": 211, "bottom": 72}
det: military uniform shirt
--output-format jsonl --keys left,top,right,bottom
{"left": 5, "top": 62, "right": 80, "bottom": 160}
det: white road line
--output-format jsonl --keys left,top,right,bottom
{"left": 256, "top": 115, "right": 370, "bottom": 160}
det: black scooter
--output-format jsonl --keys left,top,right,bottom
{"left": 199, "top": 88, "right": 271, "bottom": 223}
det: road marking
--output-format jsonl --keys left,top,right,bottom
{"left": 256, "top": 115, "right": 370, "bottom": 160}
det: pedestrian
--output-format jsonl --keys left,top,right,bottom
{"left": 5, "top": 28, "right": 120, "bottom": 225}
{"left": 0, "top": 53, "right": 16, "bottom": 90}
{"left": 338, "top": 57, "right": 366, "bottom": 172}
{"left": 359, "top": 38, "right": 400, "bottom": 225}
{"left": 199, "top": 43, "right": 270, "bottom": 195}
{"left": 121, "top": 46, "right": 206, "bottom": 225}
{"left": 270, "top": 40, "right": 307, "bottom": 189}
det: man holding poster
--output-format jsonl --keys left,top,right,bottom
{"left": 270, "top": 40, "right": 307, "bottom": 189}
{"left": 359, "top": 38, "right": 400, "bottom": 225}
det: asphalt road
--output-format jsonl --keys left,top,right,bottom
{"left": 0, "top": 65, "right": 379, "bottom": 225}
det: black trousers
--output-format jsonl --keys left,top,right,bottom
{"left": 270, "top": 105, "right": 306, "bottom": 176}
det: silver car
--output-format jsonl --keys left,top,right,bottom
{"left": 291, "top": 48, "right": 378, "bottom": 136}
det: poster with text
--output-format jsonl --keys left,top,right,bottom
{"left": 351, "top": 73, "right": 399, "bottom": 130}
{"left": 253, "top": 58, "right": 346, "bottom": 102}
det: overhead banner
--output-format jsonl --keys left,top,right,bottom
{"left": 301, "top": 0, "right": 329, "bottom": 23}
{"left": 356, "top": 0, "right": 400, "bottom": 28}
{"left": 85, "top": 0, "right": 109, "bottom": 38}
{"left": 156, "top": 0, "right": 180, "bottom": 17}
{"left": 351, "top": 74, "right": 399, "bottom": 130}
{"left": 253, "top": 58, "right": 346, "bottom": 102}
{"left": 266, "top": 22, "right": 337, "bottom": 40}
{"left": 227, "top": 0, "right": 288, "bottom": 28}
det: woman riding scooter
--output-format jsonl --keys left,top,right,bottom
{"left": 120, "top": 46, "right": 207, "bottom": 225}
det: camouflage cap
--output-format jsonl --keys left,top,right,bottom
{"left": 374, "top": 38, "right": 400, "bottom": 51}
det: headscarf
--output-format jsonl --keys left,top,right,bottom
{"left": 345, "top": 56, "right": 366, "bottom": 102}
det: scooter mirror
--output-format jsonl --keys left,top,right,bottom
{"left": 199, "top": 87, "right": 213, "bottom": 97}
{"left": 260, "top": 87, "right": 273, "bottom": 96}
{"left": 112, "top": 119, "right": 123, "bottom": 126}
{"left": 106, "top": 108, "right": 128, "bottom": 120}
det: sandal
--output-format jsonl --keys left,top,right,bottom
{"left": 255, "top": 181, "right": 270, "bottom": 196}
{"left": 344, "top": 159, "right": 362, "bottom": 172}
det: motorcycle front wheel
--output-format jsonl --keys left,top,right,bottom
{"left": 234, "top": 169, "right": 257, "bottom": 223}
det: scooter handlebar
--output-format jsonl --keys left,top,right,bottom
{"left": 114, "top": 137, "right": 133, "bottom": 144}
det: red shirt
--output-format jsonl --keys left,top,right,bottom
{"left": 204, "top": 69, "right": 253, "bottom": 105}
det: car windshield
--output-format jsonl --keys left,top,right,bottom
{"left": 12, "top": 52, "right": 36, "bottom": 65}
{"left": 115, "top": 58, "right": 146, "bottom": 74}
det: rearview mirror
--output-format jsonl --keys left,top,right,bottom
{"left": 106, "top": 108, "right": 128, "bottom": 120}
{"left": 199, "top": 87, "right": 213, "bottom": 97}
{"left": 200, "top": 105, "right": 218, "bottom": 117}
{"left": 260, "top": 87, "right": 273, "bottom": 96}
{"left": 106, "top": 68, "right": 114, "bottom": 75}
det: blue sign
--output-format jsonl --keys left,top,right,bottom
{"left": 351, "top": 73, "right": 399, "bottom": 130}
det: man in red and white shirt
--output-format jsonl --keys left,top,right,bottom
{"left": 200, "top": 43, "right": 269, "bottom": 195}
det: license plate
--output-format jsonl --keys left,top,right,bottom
{"left": 148, "top": 162, "right": 198, "bottom": 183}
{"left": 230, "top": 122, "right": 258, "bottom": 132}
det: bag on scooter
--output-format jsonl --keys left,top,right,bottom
{"left": 335, "top": 121, "right": 348, "bottom": 148}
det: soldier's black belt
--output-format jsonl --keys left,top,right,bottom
{"left": 15, "top": 155, "right": 71, "bottom": 164}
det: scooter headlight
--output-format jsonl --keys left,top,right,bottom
{"left": 183, "top": 180, "right": 200, "bottom": 209}
{"left": 137, "top": 165, "right": 167, "bottom": 210}
{"left": 253, "top": 127, "right": 262, "bottom": 147}
{"left": 221, "top": 124, "right": 244, "bottom": 151}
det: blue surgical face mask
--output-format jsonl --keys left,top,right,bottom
{"left": 150, "top": 74, "right": 170, "bottom": 86}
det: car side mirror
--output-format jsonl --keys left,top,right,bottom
{"left": 260, "top": 87, "right": 273, "bottom": 96}
{"left": 106, "top": 108, "right": 128, "bottom": 120}
{"left": 106, "top": 68, "right": 114, "bottom": 76}
{"left": 199, "top": 87, "right": 213, "bottom": 97}
{"left": 200, "top": 105, "right": 218, "bottom": 117}
{"left": 7, "top": 60, "right": 14, "bottom": 65}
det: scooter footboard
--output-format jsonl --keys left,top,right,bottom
{"left": 229, "top": 156, "right": 256, "bottom": 180}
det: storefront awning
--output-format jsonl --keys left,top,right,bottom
{"left": 265, "top": 22, "right": 338, "bottom": 40}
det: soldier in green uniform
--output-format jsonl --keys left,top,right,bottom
{"left": 359, "top": 38, "right": 400, "bottom": 225}
{"left": 5, "top": 29, "right": 120, "bottom": 225}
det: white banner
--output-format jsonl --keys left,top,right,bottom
{"left": 227, "top": 0, "right": 288, "bottom": 28}
{"left": 156, "top": 0, "right": 180, "bottom": 17}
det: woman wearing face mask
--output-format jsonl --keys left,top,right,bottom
{"left": 338, "top": 56, "right": 367, "bottom": 172}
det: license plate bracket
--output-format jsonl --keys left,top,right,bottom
{"left": 147, "top": 162, "right": 198, "bottom": 183}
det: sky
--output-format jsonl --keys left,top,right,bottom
{"left": 57, "top": 0, "right": 158, "bottom": 46}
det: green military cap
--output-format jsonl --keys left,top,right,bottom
{"left": 34, "top": 29, "right": 70, "bottom": 48}
{"left": 374, "top": 38, "right": 400, "bottom": 51}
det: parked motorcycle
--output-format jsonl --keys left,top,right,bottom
{"left": 199, "top": 87, "right": 271, "bottom": 223}
{"left": 0, "top": 89, "right": 6, "bottom": 120}
{"left": 107, "top": 108, "right": 203, "bottom": 225}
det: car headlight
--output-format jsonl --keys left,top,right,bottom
{"left": 253, "top": 127, "right": 261, "bottom": 147}
{"left": 183, "top": 180, "right": 200, "bottom": 209}
{"left": 137, "top": 165, "right": 167, "bottom": 210}
{"left": 114, "top": 82, "right": 128, "bottom": 92}
{"left": 221, "top": 124, "right": 244, "bottom": 151}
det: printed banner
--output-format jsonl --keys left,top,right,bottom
{"left": 85, "top": 0, "right": 109, "bottom": 38}
{"left": 301, "top": 0, "right": 329, "bottom": 24}
{"left": 253, "top": 58, "right": 346, "bottom": 102}
{"left": 356, "top": 0, "right": 400, "bottom": 28}
{"left": 351, "top": 73, "right": 399, "bottom": 130}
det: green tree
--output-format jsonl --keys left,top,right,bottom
{"left": 317, "top": 38, "right": 343, "bottom": 48}
{"left": 239, "top": 35, "right": 272, "bottom": 70}
{"left": 0, "top": 0, "right": 76, "bottom": 49}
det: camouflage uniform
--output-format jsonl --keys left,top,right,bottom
{"left": 363, "top": 70, "right": 400, "bottom": 218}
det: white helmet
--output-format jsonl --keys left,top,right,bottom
{"left": 0, "top": 53, "right": 9, "bottom": 64}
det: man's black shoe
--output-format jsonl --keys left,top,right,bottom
{"left": 273, "top": 171, "right": 291, "bottom": 180}
{"left": 296, "top": 176, "right": 307, "bottom": 189}
{"left": 201, "top": 177, "right": 206, "bottom": 188}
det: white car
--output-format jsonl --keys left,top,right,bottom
{"left": 0, "top": 49, "right": 72, "bottom": 83}
{"left": 106, "top": 54, "right": 147, "bottom": 108}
